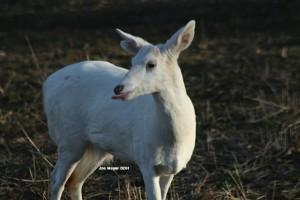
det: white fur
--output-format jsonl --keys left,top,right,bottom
{"left": 44, "top": 20, "right": 196, "bottom": 200}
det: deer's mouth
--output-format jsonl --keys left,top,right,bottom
{"left": 112, "top": 91, "right": 132, "bottom": 100}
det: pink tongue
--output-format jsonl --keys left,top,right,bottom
{"left": 112, "top": 91, "right": 130, "bottom": 100}
{"left": 112, "top": 95, "right": 125, "bottom": 100}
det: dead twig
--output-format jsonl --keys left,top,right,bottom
{"left": 248, "top": 107, "right": 288, "bottom": 123}
{"left": 245, "top": 96, "right": 290, "bottom": 110}
{"left": 9, "top": 177, "right": 49, "bottom": 183}
{"left": 24, "top": 35, "right": 40, "bottom": 71}
{"left": 16, "top": 120, "right": 53, "bottom": 168}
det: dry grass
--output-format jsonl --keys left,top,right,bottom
{"left": 1, "top": 5, "right": 300, "bottom": 199}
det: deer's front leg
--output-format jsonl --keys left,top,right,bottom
{"left": 141, "top": 167, "right": 161, "bottom": 200}
{"left": 160, "top": 175, "right": 174, "bottom": 200}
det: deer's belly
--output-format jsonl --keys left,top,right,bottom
{"left": 153, "top": 162, "right": 184, "bottom": 176}
{"left": 152, "top": 145, "right": 193, "bottom": 176}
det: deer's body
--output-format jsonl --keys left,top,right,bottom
{"left": 44, "top": 21, "right": 196, "bottom": 200}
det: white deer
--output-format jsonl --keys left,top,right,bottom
{"left": 43, "top": 20, "right": 196, "bottom": 200}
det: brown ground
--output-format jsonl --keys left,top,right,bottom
{"left": 1, "top": 1, "right": 300, "bottom": 199}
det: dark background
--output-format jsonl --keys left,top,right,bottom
{"left": 0, "top": 0, "right": 300, "bottom": 199}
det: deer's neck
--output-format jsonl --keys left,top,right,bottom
{"left": 153, "top": 65, "right": 195, "bottom": 144}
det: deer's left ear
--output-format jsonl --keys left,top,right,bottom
{"left": 165, "top": 20, "right": 195, "bottom": 56}
{"left": 116, "top": 29, "right": 151, "bottom": 55}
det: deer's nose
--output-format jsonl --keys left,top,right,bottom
{"left": 114, "top": 85, "right": 124, "bottom": 95}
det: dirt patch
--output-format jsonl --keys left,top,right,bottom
{"left": 1, "top": 2, "right": 300, "bottom": 200}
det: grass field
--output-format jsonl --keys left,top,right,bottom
{"left": 1, "top": 1, "right": 300, "bottom": 199}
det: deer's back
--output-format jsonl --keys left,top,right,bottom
{"left": 43, "top": 61, "right": 130, "bottom": 143}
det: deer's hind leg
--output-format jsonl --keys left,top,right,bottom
{"left": 50, "top": 145, "right": 84, "bottom": 200}
{"left": 66, "top": 145, "right": 112, "bottom": 200}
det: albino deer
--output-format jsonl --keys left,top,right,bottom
{"left": 43, "top": 20, "right": 196, "bottom": 200}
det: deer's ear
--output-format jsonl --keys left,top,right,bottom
{"left": 165, "top": 20, "right": 195, "bottom": 56}
{"left": 116, "top": 29, "right": 151, "bottom": 55}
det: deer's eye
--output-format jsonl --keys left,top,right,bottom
{"left": 146, "top": 62, "right": 156, "bottom": 69}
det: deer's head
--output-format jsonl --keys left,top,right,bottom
{"left": 112, "top": 20, "right": 195, "bottom": 100}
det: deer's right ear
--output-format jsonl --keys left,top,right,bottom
{"left": 116, "top": 29, "right": 150, "bottom": 55}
